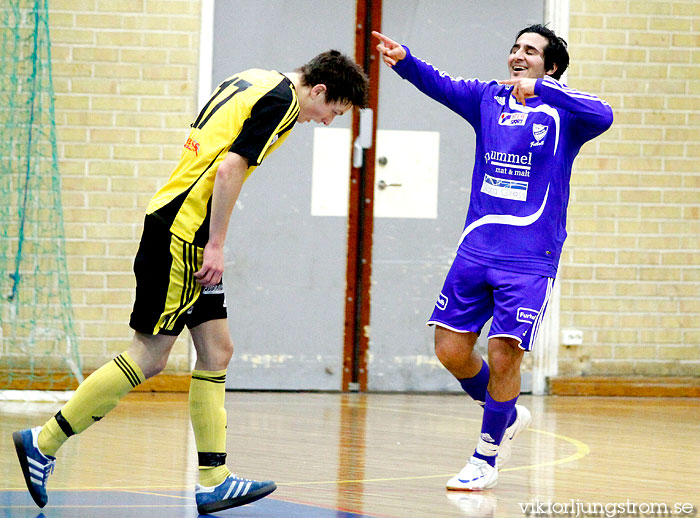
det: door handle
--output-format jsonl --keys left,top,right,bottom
{"left": 377, "top": 180, "right": 402, "bottom": 190}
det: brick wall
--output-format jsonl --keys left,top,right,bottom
{"left": 49, "top": 0, "right": 200, "bottom": 372}
{"left": 560, "top": 0, "right": 700, "bottom": 375}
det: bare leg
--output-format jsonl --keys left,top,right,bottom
{"left": 189, "top": 319, "right": 234, "bottom": 370}
{"left": 486, "top": 336, "right": 524, "bottom": 401}
{"left": 434, "top": 326, "right": 483, "bottom": 378}
{"left": 126, "top": 331, "right": 178, "bottom": 379}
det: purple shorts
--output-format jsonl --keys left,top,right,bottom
{"left": 427, "top": 254, "right": 554, "bottom": 351}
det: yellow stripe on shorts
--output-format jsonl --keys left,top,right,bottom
{"left": 153, "top": 234, "right": 203, "bottom": 333}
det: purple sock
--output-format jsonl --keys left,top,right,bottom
{"left": 457, "top": 360, "right": 489, "bottom": 406}
{"left": 506, "top": 400, "right": 518, "bottom": 428}
{"left": 473, "top": 391, "right": 518, "bottom": 467}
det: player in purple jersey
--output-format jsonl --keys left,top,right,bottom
{"left": 374, "top": 25, "right": 612, "bottom": 490}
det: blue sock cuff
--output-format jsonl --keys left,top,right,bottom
{"left": 485, "top": 390, "right": 518, "bottom": 413}
{"left": 458, "top": 360, "right": 490, "bottom": 404}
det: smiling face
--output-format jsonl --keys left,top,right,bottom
{"left": 297, "top": 84, "right": 352, "bottom": 125}
{"left": 508, "top": 32, "right": 555, "bottom": 80}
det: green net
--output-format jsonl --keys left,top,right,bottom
{"left": 0, "top": 0, "right": 82, "bottom": 389}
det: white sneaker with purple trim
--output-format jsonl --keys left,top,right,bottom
{"left": 446, "top": 456, "right": 498, "bottom": 491}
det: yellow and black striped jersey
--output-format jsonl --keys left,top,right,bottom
{"left": 146, "top": 69, "right": 300, "bottom": 246}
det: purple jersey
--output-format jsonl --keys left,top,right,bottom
{"left": 393, "top": 47, "right": 613, "bottom": 277}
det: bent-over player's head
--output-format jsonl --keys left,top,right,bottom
{"left": 509, "top": 24, "right": 569, "bottom": 81}
{"left": 298, "top": 50, "right": 369, "bottom": 109}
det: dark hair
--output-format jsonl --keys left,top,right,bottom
{"left": 298, "top": 50, "right": 369, "bottom": 108}
{"left": 516, "top": 24, "right": 569, "bottom": 80}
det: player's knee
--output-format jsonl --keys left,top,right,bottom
{"left": 142, "top": 356, "right": 169, "bottom": 379}
{"left": 434, "top": 340, "right": 461, "bottom": 371}
{"left": 219, "top": 339, "right": 234, "bottom": 364}
{"left": 487, "top": 357, "right": 512, "bottom": 381}
{"left": 434, "top": 329, "right": 478, "bottom": 372}
{"left": 199, "top": 340, "right": 234, "bottom": 371}
{"left": 487, "top": 340, "right": 522, "bottom": 379}
{"left": 434, "top": 341, "right": 450, "bottom": 365}
{"left": 128, "top": 334, "right": 175, "bottom": 379}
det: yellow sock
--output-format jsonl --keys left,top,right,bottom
{"left": 37, "top": 352, "right": 144, "bottom": 457}
{"left": 189, "top": 369, "right": 231, "bottom": 487}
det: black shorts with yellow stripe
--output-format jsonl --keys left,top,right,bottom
{"left": 129, "top": 215, "right": 227, "bottom": 336}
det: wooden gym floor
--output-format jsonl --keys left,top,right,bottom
{"left": 1, "top": 391, "right": 698, "bottom": 517}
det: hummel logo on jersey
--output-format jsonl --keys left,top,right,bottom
{"left": 499, "top": 112, "right": 528, "bottom": 126}
{"left": 484, "top": 150, "right": 532, "bottom": 167}
{"left": 494, "top": 95, "right": 506, "bottom": 105}
{"left": 271, "top": 133, "right": 280, "bottom": 145}
{"left": 436, "top": 292, "right": 448, "bottom": 311}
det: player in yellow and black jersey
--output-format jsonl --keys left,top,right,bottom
{"left": 13, "top": 51, "right": 368, "bottom": 514}
{"left": 147, "top": 68, "right": 301, "bottom": 247}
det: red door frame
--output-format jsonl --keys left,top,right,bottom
{"left": 342, "top": 0, "right": 382, "bottom": 392}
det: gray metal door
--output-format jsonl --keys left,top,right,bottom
{"left": 211, "top": 1, "right": 356, "bottom": 389}
{"left": 368, "top": 1, "right": 544, "bottom": 391}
